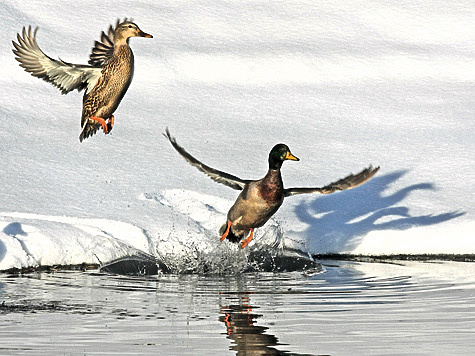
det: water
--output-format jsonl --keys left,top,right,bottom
{"left": 1, "top": 260, "right": 474, "bottom": 355}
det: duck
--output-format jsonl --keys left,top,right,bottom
{"left": 164, "top": 128, "right": 380, "bottom": 248}
{"left": 12, "top": 19, "right": 152, "bottom": 142}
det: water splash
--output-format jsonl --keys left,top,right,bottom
{"left": 101, "top": 190, "right": 322, "bottom": 275}
{"left": 100, "top": 224, "right": 322, "bottom": 275}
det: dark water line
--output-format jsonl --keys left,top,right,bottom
{"left": 315, "top": 254, "right": 475, "bottom": 263}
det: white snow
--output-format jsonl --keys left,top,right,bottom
{"left": 0, "top": 0, "right": 473, "bottom": 271}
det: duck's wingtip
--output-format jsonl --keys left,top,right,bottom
{"left": 366, "top": 165, "right": 381, "bottom": 180}
{"left": 163, "top": 127, "right": 178, "bottom": 145}
{"left": 163, "top": 126, "right": 171, "bottom": 139}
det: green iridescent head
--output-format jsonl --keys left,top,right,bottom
{"left": 268, "top": 144, "right": 299, "bottom": 170}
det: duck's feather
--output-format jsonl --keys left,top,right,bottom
{"left": 12, "top": 26, "right": 101, "bottom": 95}
{"left": 88, "top": 19, "right": 129, "bottom": 67}
{"left": 88, "top": 25, "right": 114, "bottom": 68}
{"left": 284, "top": 165, "right": 379, "bottom": 197}
{"left": 164, "top": 128, "right": 250, "bottom": 191}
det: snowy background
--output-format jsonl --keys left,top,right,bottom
{"left": 0, "top": 0, "right": 473, "bottom": 270}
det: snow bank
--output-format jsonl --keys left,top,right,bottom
{"left": 0, "top": 1, "right": 473, "bottom": 271}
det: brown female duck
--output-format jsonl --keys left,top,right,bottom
{"left": 12, "top": 19, "right": 152, "bottom": 142}
{"left": 165, "top": 128, "right": 380, "bottom": 248}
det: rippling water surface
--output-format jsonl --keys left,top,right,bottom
{"left": 1, "top": 260, "right": 474, "bottom": 355}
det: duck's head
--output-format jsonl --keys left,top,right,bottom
{"left": 115, "top": 21, "right": 153, "bottom": 43}
{"left": 268, "top": 144, "right": 299, "bottom": 170}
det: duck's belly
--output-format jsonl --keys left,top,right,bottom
{"left": 228, "top": 192, "right": 283, "bottom": 231}
{"left": 95, "top": 70, "right": 133, "bottom": 117}
{"left": 83, "top": 54, "right": 134, "bottom": 119}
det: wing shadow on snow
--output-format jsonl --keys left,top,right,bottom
{"left": 294, "top": 170, "right": 465, "bottom": 252}
{"left": 3, "top": 222, "right": 28, "bottom": 237}
{"left": 1, "top": 222, "right": 29, "bottom": 264}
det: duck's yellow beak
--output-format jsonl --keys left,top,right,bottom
{"left": 285, "top": 151, "right": 299, "bottom": 161}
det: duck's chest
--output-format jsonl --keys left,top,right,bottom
{"left": 244, "top": 171, "right": 284, "bottom": 207}
{"left": 101, "top": 46, "right": 134, "bottom": 95}
{"left": 230, "top": 175, "right": 283, "bottom": 227}
{"left": 257, "top": 178, "right": 284, "bottom": 206}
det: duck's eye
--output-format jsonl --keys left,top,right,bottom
{"left": 128, "top": 25, "right": 132, "bottom": 28}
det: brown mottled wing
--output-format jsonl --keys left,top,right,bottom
{"left": 12, "top": 26, "right": 101, "bottom": 95}
{"left": 284, "top": 165, "right": 380, "bottom": 197}
{"left": 88, "top": 18, "right": 132, "bottom": 67}
{"left": 164, "top": 128, "right": 249, "bottom": 190}
{"left": 88, "top": 20, "right": 117, "bottom": 67}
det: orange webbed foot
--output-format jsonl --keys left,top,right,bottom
{"left": 240, "top": 229, "right": 254, "bottom": 249}
{"left": 106, "top": 115, "right": 114, "bottom": 133}
{"left": 220, "top": 221, "right": 232, "bottom": 241}
{"left": 89, "top": 116, "right": 108, "bottom": 134}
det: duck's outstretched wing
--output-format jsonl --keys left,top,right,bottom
{"left": 164, "top": 128, "right": 249, "bottom": 191}
{"left": 284, "top": 165, "right": 380, "bottom": 197}
{"left": 12, "top": 26, "right": 101, "bottom": 95}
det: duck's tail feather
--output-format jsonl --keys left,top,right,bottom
{"left": 79, "top": 120, "right": 101, "bottom": 142}
{"left": 218, "top": 222, "right": 242, "bottom": 243}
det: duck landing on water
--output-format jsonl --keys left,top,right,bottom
{"left": 164, "top": 128, "right": 380, "bottom": 249}
{"left": 12, "top": 19, "right": 153, "bottom": 142}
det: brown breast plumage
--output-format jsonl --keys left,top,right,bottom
{"left": 82, "top": 45, "right": 134, "bottom": 119}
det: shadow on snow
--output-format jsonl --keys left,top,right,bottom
{"left": 1, "top": 222, "right": 29, "bottom": 264}
{"left": 294, "top": 170, "right": 465, "bottom": 252}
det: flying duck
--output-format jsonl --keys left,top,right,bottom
{"left": 12, "top": 19, "right": 152, "bottom": 142}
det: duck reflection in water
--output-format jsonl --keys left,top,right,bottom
{"left": 219, "top": 292, "right": 315, "bottom": 355}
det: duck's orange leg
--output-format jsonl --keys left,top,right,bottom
{"left": 220, "top": 221, "right": 232, "bottom": 241}
{"left": 89, "top": 116, "right": 108, "bottom": 134}
{"left": 223, "top": 313, "right": 232, "bottom": 335}
{"left": 106, "top": 115, "right": 115, "bottom": 133}
{"left": 240, "top": 228, "right": 254, "bottom": 249}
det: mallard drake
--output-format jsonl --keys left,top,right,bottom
{"left": 164, "top": 128, "right": 380, "bottom": 248}
{"left": 12, "top": 19, "right": 152, "bottom": 142}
